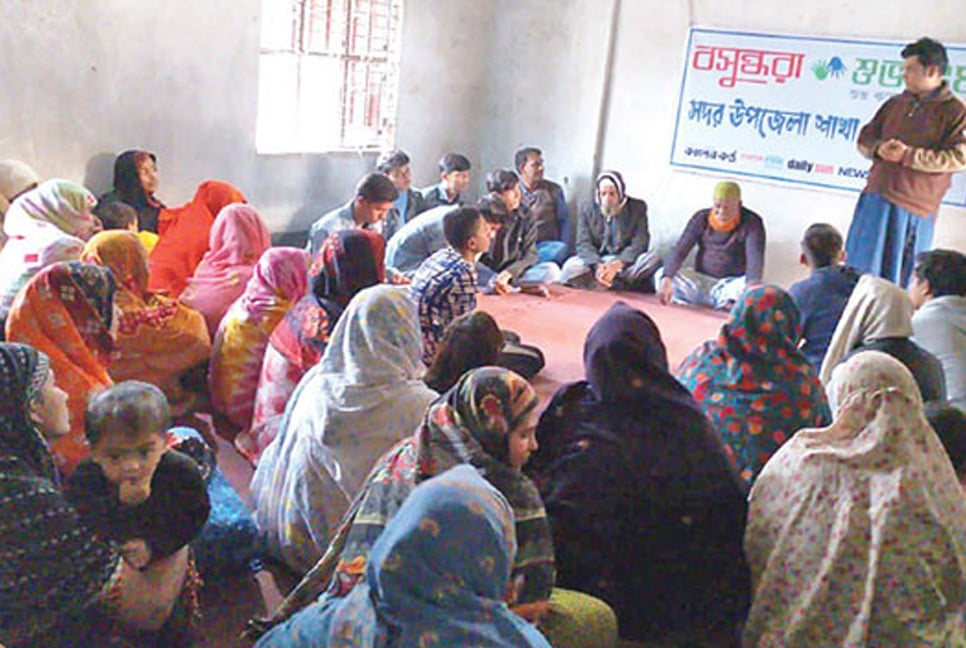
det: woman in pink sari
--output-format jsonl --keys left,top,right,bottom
{"left": 180, "top": 203, "right": 272, "bottom": 338}
{"left": 208, "top": 247, "right": 309, "bottom": 438}
{"left": 237, "top": 230, "right": 385, "bottom": 464}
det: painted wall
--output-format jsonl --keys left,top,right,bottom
{"left": 476, "top": 0, "right": 614, "bottom": 234}
{"left": 1, "top": 0, "right": 963, "bottom": 279}
{"left": 599, "top": 0, "right": 966, "bottom": 285}
{"left": 0, "top": 0, "right": 493, "bottom": 235}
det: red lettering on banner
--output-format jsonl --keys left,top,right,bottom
{"left": 692, "top": 45, "right": 805, "bottom": 87}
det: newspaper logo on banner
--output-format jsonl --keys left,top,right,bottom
{"left": 670, "top": 28, "right": 966, "bottom": 207}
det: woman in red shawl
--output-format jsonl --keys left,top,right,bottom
{"left": 147, "top": 180, "right": 245, "bottom": 298}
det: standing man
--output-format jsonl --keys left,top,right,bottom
{"left": 305, "top": 172, "right": 397, "bottom": 256}
{"left": 846, "top": 37, "right": 966, "bottom": 286}
{"left": 376, "top": 149, "right": 424, "bottom": 241}
{"left": 515, "top": 146, "right": 570, "bottom": 265}
{"left": 420, "top": 153, "right": 471, "bottom": 211}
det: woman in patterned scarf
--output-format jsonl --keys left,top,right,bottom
{"left": 239, "top": 229, "right": 384, "bottom": 464}
{"left": 0, "top": 343, "right": 189, "bottom": 646}
{"left": 676, "top": 285, "right": 830, "bottom": 484}
{"left": 208, "top": 247, "right": 309, "bottom": 437}
{"left": 81, "top": 230, "right": 210, "bottom": 410}
{"left": 255, "top": 465, "right": 552, "bottom": 648}
{"left": 744, "top": 351, "right": 966, "bottom": 646}
{"left": 0, "top": 179, "right": 100, "bottom": 328}
{"left": 5, "top": 261, "right": 118, "bottom": 475}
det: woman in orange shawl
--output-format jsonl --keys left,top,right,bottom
{"left": 81, "top": 230, "right": 211, "bottom": 408}
{"left": 5, "top": 261, "right": 117, "bottom": 475}
{"left": 147, "top": 180, "right": 246, "bottom": 298}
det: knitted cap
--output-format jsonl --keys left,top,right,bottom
{"left": 713, "top": 181, "right": 741, "bottom": 202}
{"left": 0, "top": 160, "right": 40, "bottom": 214}
{"left": 596, "top": 170, "right": 626, "bottom": 203}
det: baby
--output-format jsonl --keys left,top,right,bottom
{"left": 65, "top": 381, "right": 210, "bottom": 570}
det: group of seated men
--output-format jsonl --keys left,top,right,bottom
{"left": 302, "top": 146, "right": 964, "bottom": 419}
{"left": 305, "top": 146, "right": 767, "bottom": 311}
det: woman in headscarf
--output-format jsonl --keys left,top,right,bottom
{"left": 676, "top": 285, "right": 830, "bottom": 484}
{"left": 529, "top": 301, "right": 750, "bottom": 644}
{"left": 0, "top": 179, "right": 99, "bottom": 327}
{"left": 180, "top": 203, "right": 272, "bottom": 338}
{"left": 80, "top": 231, "right": 210, "bottom": 408}
{"left": 743, "top": 351, "right": 966, "bottom": 646}
{"left": 250, "top": 284, "right": 438, "bottom": 573}
{"left": 238, "top": 230, "right": 385, "bottom": 464}
{"left": 819, "top": 273, "right": 946, "bottom": 405}
{"left": 254, "top": 465, "right": 552, "bottom": 648}
{"left": 0, "top": 343, "right": 192, "bottom": 646}
{"left": 5, "top": 261, "right": 117, "bottom": 475}
{"left": 147, "top": 179, "right": 246, "bottom": 298}
{"left": 97, "top": 150, "right": 165, "bottom": 234}
{"left": 256, "top": 366, "right": 619, "bottom": 648}
{"left": 208, "top": 247, "right": 309, "bottom": 437}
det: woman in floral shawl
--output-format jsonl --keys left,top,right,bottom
{"left": 0, "top": 179, "right": 100, "bottom": 327}
{"left": 81, "top": 231, "right": 210, "bottom": 407}
{"left": 239, "top": 229, "right": 385, "bottom": 464}
{"left": 208, "top": 247, "right": 309, "bottom": 436}
{"left": 147, "top": 180, "right": 246, "bottom": 298}
{"left": 180, "top": 203, "right": 272, "bottom": 338}
{"left": 5, "top": 262, "right": 117, "bottom": 475}
{"left": 676, "top": 285, "right": 830, "bottom": 484}
{"left": 744, "top": 351, "right": 966, "bottom": 646}
{"left": 254, "top": 465, "right": 552, "bottom": 648}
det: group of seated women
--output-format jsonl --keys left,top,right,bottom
{"left": 1, "top": 151, "right": 965, "bottom": 647}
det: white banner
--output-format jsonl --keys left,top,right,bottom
{"left": 670, "top": 28, "right": 966, "bottom": 207}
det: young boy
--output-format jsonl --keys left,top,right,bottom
{"left": 65, "top": 381, "right": 210, "bottom": 571}
{"left": 787, "top": 223, "right": 862, "bottom": 374}
{"left": 409, "top": 206, "right": 491, "bottom": 364}
{"left": 93, "top": 200, "right": 160, "bottom": 253}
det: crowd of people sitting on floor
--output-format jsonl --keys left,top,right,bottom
{"left": 0, "top": 144, "right": 965, "bottom": 648}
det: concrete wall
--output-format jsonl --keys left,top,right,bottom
{"left": 476, "top": 0, "right": 615, "bottom": 227}
{"left": 598, "top": 0, "right": 966, "bottom": 285}
{"left": 1, "top": 0, "right": 963, "bottom": 280}
{"left": 0, "top": 0, "right": 493, "bottom": 234}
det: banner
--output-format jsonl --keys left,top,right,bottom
{"left": 670, "top": 28, "right": 966, "bottom": 207}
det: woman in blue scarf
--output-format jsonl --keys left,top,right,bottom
{"left": 257, "top": 465, "right": 551, "bottom": 647}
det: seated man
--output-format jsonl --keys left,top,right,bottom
{"left": 657, "top": 181, "right": 765, "bottom": 310}
{"left": 377, "top": 149, "right": 424, "bottom": 241}
{"left": 477, "top": 172, "right": 560, "bottom": 294}
{"left": 419, "top": 152, "right": 471, "bottom": 211}
{"left": 515, "top": 146, "right": 570, "bottom": 265}
{"left": 909, "top": 249, "right": 966, "bottom": 412}
{"left": 559, "top": 170, "right": 658, "bottom": 292}
{"left": 788, "top": 224, "right": 862, "bottom": 375}
{"left": 305, "top": 172, "right": 397, "bottom": 256}
{"left": 409, "top": 207, "right": 491, "bottom": 364}
{"left": 385, "top": 205, "right": 458, "bottom": 279}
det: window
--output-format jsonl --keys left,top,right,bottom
{"left": 256, "top": 0, "right": 403, "bottom": 153}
